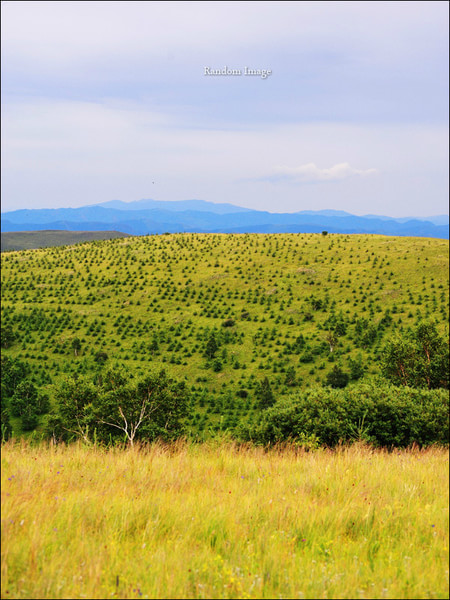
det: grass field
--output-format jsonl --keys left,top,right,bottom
{"left": 2, "top": 441, "right": 448, "bottom": 599}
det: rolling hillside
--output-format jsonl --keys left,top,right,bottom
{"left": 1, "top": 232, "right": 448, "bottom": 437}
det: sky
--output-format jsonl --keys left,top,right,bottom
{"left": 1, "top": 0, "right": 448, "bottom": 217}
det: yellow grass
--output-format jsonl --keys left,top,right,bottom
{"left": 1, "top": 441, "right": 449, "bottom": 599}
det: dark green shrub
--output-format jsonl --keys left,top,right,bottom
{"left": 325, "top": 365, "right": 349, "bottom": 389}
{"left": 213, "top": 359, "right": 223, "bottom": 372}
{"left": 222, "top": 318, "right": 235, "bottom": 328}
{"left": 94, "top": 351, "right": 109, "bottom": 364}
{"left": 239, "top": 380, "right": 448, "bottom": 448}
{"left": 299, "top": 351, "right": 314, "bottom": 364}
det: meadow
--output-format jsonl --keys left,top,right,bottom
{"left": 1, "top": 232, "right": 448, "bottom": 438}
{"left": 1, "top": 441, "right": 448, "bottom": 599}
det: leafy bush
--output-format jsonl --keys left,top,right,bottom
{"left": 381, "top": 321, "right": 449, "bottom": 389}
{"left": 10, "top": 380, "right": 39, "bottom": 418}
{"left": 1, "top": 355, "right": 29, "bottom": 397}
{"left": 8, "top": 379, "right": 50, "bottom": 432}
{"left": 21, "top": 405, "right": 39, "bottom": 431}
{"left": 239, "top": 380, "right": 448, "bottom": 448}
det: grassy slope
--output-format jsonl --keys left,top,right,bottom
{"left": 1, "top": 233, "right": 449, "bottom": 435}
{"left": 1, "top": 441, "right": 448, "bottom": 599}
{"left": 1, "top": 230, "right": 130, "bottom": 252}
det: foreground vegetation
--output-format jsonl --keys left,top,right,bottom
{"left": 1, "top": 233, "right": 448, "bottom": 441}
{"left": 1, "top": 441, "right": 448, "bottom": 599}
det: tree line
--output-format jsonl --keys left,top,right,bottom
{"left": 2, "top": 320, "right": 448, "bottom": 447}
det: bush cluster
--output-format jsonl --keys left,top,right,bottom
{"left": 239, "top": 380, "right": 449, "bottom": 448}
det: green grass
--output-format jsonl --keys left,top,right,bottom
{"left": 1, "top": 441, "right": 448, "bottom": 599}
{"left": 1, "top": 232, "right": 448, "bottom": 436}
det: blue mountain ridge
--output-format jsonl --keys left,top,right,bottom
{"left": 92, "top": 199, "right": 254, "bottom": 214}
{"left": 1, "top": 199, "right": 448, "bottom": 239}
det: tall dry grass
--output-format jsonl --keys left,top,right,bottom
{"left": 1, "top": 440, "right": 448, "bottom": 599}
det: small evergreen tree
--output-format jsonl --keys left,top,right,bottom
{"left": 348, "top": 354, "right": 365, "bottom": 381}
{"left": 284, "top": 366, "right": 297, "bottom": 387}
{"left": 325, "top": 365, "right": 349, "bottom": 389}
{"left": 205, "top": 335, "right": 219, "bottom": 359}
{"left": 212, "top": 359, "right": 223, "bottom": 372}
{"left": 256, "top": 377, "right": 275, "bottom": 409}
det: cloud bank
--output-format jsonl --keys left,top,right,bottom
{"left": 266, "top": 162, "right": 378, "bottom": 184}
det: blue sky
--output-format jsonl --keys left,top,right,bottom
{"left": 1, "top": 0, "right": 448, "bottom": 216}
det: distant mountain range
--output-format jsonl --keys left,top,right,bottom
{"left": 1, "top": 199, "right": 448, "bottom": 239}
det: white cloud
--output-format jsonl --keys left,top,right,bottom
{"left": 267, "top": 162, "right": 378, "bottom": 184}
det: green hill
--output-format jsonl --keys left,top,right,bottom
{"left": 1, "top": 232, "right": 448, "bottom": 438}
{"left": 1, "top": 230, "right": 130, "bottom": 252}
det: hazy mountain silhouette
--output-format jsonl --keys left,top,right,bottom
{"left": 2, "top": 199, "right": 448, "bottom": 238}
